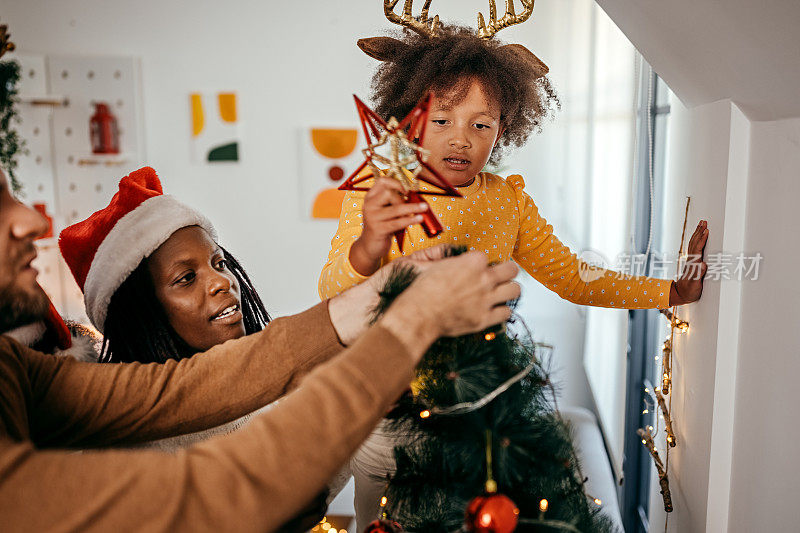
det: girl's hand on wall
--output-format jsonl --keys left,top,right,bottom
{"left": 669, "top": 220, "right": 709, "bottom": 305}
{"left": 349, "top": 177, "right": 429, "bottom": 276}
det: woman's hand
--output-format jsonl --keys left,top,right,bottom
{"left": 329, "top": 245, "right": 452, "bottom": 345}
{"left": 669, "top": 220, "right": 709, "bottom": 306}
{"left": 348, "top": 177, "right": 430, "bottom": 276}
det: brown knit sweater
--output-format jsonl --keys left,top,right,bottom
{"left": 0, "top": 301, "right": 415, "bottom": 532}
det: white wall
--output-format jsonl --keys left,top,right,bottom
{"left": 726, "top": 116, "right": 800, "bottom": 531}
{"left": 704, "top": 103, "right": 750, "bottom": 533}
{"left": 645, "top": 96, "right": 738, "bottom": 532}
{"left": 644, "top": 97, "right": 800, "bottom": 533}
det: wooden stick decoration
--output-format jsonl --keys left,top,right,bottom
{"left": 659, "top": 309, "right": 689, "bottom": 332}
{"left": 638, "top": 196, "right": 691, "bottom": 520}
{"left": 654, "top": 387, "right": 677, "bottom": 447}
{"left": 660, "top": 337, "right": 672, "bottom": 395}
{"left": 637, "top": 428, "right": 673, "bottom": 512}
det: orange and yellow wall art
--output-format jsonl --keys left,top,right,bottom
{"left": 191, "top": 92, "right": 240, "bottom": 163}
{"left": 299, "top": 127, "right": 365, "bottom": 220}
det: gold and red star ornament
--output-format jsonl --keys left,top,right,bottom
{"left": 338, "top": 93, "right": 462, "bottom": 253}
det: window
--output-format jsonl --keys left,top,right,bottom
{"left": 620, "top": 69, "right": 672, "bottom": 532}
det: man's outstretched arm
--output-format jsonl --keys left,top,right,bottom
{"left": 1, "top": 252, "right": 520, "bottom": 532}
{"left": 22, "top": 301, "right": 345, "bottom": 448}
{"left": 0, "top": 318, "right": 417, "bottom": 532}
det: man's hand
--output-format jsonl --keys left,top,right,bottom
{"left": 348, "top": 177, "right": 430, "bottom": 276}
{"left": 669, "top": 219, "right": 709, "bottom": 306}
{"left": 380, "top": 251, "right": 521, "bottom": 363}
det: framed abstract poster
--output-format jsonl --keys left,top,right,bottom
{"left": 190, "top": 91, "right": 240, "bottom": 163}
{"left": 298, "top": 126, "right": 366, "bottom": 220}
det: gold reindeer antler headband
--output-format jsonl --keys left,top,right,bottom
{"left": 0, "top": 23, "right": 16, "bottom": 59}
{"left": 477, "top": 0, "right": 535, "bottom": 39}
{"left": 383, "top": 0, "right": 536, "bottom": 40}
{"left": 360, "top": 0, "right": 548, "bottom": 78}
{"left": 384, "top": 0, "right": 441, "bottom": 38}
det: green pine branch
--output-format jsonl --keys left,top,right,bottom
{"left": 0, "top": 60, "right": 27, "bottom": 195}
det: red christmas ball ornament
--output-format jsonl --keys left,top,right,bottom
{"left": 364, "top": 519, "right": 404, "bottom": 533}
{"left": 465, "top": 493, "right": 520, "bottom": 533}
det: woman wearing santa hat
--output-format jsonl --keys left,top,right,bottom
{"left": 58, "top": 166, "right": 328, "bottom": 529}
{"left": 59, "top": 166, "right": 270, "bottom": 369}
{"left": 59, "top": 166, "right": 279, "bottom": 448}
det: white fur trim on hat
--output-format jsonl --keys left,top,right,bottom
{"left": 4, "top": 321, "right": 47, "bottom": 346}
{"left": 83, "top": 195, "right": 217, "bottom": 332}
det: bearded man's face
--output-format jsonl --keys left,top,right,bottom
{"left": 0, "top": 171, "right": 50, "bottom": 331}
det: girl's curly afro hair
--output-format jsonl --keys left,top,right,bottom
{"left": 366, "top": 25, "right": 560, "bottom": 165}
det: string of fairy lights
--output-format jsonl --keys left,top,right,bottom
{"left": 637, "top": 196, "right": 692, "bottom": 529}
{"left": 311, "top": 517, "right": 348, "bottom": 533}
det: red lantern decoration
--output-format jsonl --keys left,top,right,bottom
{"left": 89, "top": 102, "right": 120, "bottom": 154}
{"left": 32, "top": 203, "right": 53, "bottom": 239}
{"left": 364, "top": 519, "right": 404, "bottom": 533}
{"left": 465, "top": 493, "right": 519, "bottom": 533}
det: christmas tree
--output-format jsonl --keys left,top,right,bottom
{"left": 371, "top": 249, "right": 617, "bottom": 533}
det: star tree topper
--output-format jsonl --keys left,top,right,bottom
{"left": 338, "top": 93, "right": 462, "bottom": 252}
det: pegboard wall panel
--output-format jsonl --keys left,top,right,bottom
{"left": 15, "top": 54, "right": 67, "bottom": 314}
{"left": 16, "top": 55, "right": 57, "bottom": 209}
{"left": 13, "top": 54, "right": 145, "bottom": 323}
{"left": 48, "top": 55, "right": 144, "bottom": 225}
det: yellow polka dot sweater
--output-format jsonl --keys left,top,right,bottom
{"left": 319, "top": 173, "right": 673, "bottom": 309}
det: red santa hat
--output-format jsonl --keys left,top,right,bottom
{"left": 44, "top": 296, "right": 72, "bottom": 349}
{"left": 59, "top": 167, "right": 216, "bottom": 332}
{"left": 6, "top": 289, "right": 73, "bottom": 351}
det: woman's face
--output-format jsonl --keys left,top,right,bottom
{"left": 147, "top": 226, "right": 245, "bottom": 352}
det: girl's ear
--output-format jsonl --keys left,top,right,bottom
{"left": 357, "top": 37, "right": 409, "bottom": 62}
{"left": 501, "top": 44, "right": 549, "bottom": 78}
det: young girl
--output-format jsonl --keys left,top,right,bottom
{"left": 320, "top": 25, "right": 708, "bottom": 306}
{"left": 320, "top": 12, "right": 709, "bottom": 529}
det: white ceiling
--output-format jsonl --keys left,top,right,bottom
{"left": 595, "top": 0, "right": 800, "bottom": 121}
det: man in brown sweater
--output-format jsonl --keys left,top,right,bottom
{"left": 0, "top": 169, "right": 520, "bottom": 532}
